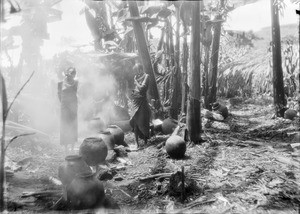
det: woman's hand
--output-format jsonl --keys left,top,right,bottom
{"left": 134, "top": 75, "right": 139, "bottom": 85}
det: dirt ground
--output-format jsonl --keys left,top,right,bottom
{"left": 3, "top": 97, "right": 300, "bottom": 213}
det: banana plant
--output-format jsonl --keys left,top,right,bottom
{"left": 0, "top": 71, "right": 34, "bottom": 211}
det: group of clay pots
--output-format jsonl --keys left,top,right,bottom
{"left": 153, "top": 118, "right": 187, "bottom": 159}
{"left": 58, "top": 124, "right": 125, "bottom": 210}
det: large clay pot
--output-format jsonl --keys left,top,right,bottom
{"left": 58, "top": 155, "right": 92, "bottom": 186}
{"left": 165, "top": 135, "right": 186, "bottom": 159}
{"left": 88, "top": 117, "right": 105, "bottom": 133}
{"left": 67, "top": 172, "right": 105, "bottom": 210}
{"left": 100, "top": 130, "right": 115, "bottom": 150}
{"left": 107, "top": 125, "right": 126, "bottom": 147}
{"left": 162, "top": 118, "right": 178, "bottom": 135}
{"left": 79, "top": 137, "right": 108, "bottom": 166}
{"left": 284, "top": 109, "right": 297, "bottom": 120}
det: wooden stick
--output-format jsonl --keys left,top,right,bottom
{"left": 21, "top": 190, "right": 62, "bottom": 198}
{"left": 50, "top": 196, "right": 64, "bottom": 210}
{"left": 181, "top": 166, "right": 185, "bottom": 203}
{"left": 139, "top": 173, "right": 173, "bottom": 181}
{"left": 174, "top": 197, "right": 216, "bottom": 213}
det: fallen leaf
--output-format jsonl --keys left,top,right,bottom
{"left": 267, "top": 178, "right": 284, "bottom": 188}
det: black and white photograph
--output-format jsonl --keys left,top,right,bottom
{"left": 0, "top": 0, "right": 299, "bottom": 213}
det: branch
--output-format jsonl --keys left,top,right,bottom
{"left": 4, "top": 133, "right": 35, "bottom": 152}
{"left": 5, "top": 71, "right": 35, "bottom": 121}
{"left": 139, "top": 173, "right": 173, "bottom": 181}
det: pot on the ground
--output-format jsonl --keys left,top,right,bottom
{"left": 67, "top": 172, "right": 105, "bottom": 210}
{"left": 162, "top": 118, "right": 178, "bottom": 135}
{"left": 58, "top": 155, "right": 92, "bottom": 186}
{"left": 165, "top": 135, "right": 186, "bottom": 159}
{"left": 107, "top": 125, "right": 126, "bottom": 146}
{"left": 100, "top": 130, "right": 115, "bottom": 150}
{"left": 79, "top": 137, "right": 108, "bottom": 166}
{"left": 284, "top": 109, "right": 297, "bottom": 120}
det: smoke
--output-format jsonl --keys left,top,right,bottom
{"left": 2, "top": 0, "right": 122, "bottom": 147}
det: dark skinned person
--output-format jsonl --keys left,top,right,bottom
{"left": 58, "top": 67, "right": 78, "bottom": 155}
{"left": 130, "top": 63, "right": 151, "bottom": 149}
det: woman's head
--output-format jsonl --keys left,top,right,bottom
{"left": 133, "top": 63, "right": 143, "bottom": 75}
{"left": 64, "top": 67, "right": 76, "bottom": 79}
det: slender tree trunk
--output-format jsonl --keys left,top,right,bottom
{"left": 203, "top": 45, "right": 210, "bottom": 109}
{"left": 203, "top": 23, "right": 213, "bottom": 109}
{"left": 187, "top": 1, "right": 202, "bottom": 143}
{"left": 0, "top": 123, "right": 5, "bottom": 212}
{"left": 0, "top": 0, "right": 4, "bottom": 22}
{"left": 170, "top": 8, "right": 181, "bottom": 119}
{"left": 207, "top": 0, "right": 224, "bottom": 110}
{"left": 297, "top": 6, "right": 300, "bottom": 121}
{"left": 181, "top": 20, "right": 188, "bottom": 116}
{"left": 270, "top": 0, "right": 286, "bottom": 117}
{"left": 164, "top": 20, "right": 171, "bottom": 104}
{"left": 128, "top": 1, "right": 161, "bottom": 110}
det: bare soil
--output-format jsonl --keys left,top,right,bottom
{"left": 4, "top": 97, "right": 300, "bottom": 213}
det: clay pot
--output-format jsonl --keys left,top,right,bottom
{"left": 100, "top": 130, "right": 115, "bottom": 150}
{"left": 162, "top": 118, "right": 178, "bottom": 135}
{"left": 107, "top": 125, "right": 125, "bottom": 146}
{"left": 67, "top": 172, "right": 105, "bottom": 210}
{"left": 88, "top": 117, "right": 105, "bottom": 133}
{"left": 58, "top": 155, "right": 92, "bottom": 186}
{"left": 284, "top": 109, "right": 297, "bottom": 120}
{"left": 79, "top": 137, "right": 108, "bottom": 166}
{"left": 212, "top": 103, "right": 229, "bottom": 119}
{"left": 165, "top": 135, "right": 186, "bottom": 159}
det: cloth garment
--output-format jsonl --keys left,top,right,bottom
{"left": 129, "top": 73, "right": 151, "bottom": 139}
{"left": 58, "top": 79, "right": 78, "bottom": 146}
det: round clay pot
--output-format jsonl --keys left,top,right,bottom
{"left": 284, "top": 109, "right": 297, "bottom": 120}
{"left": 88, "top": 117, "right": 105, "bottom": 133}
{"left": 162, "top": 118, "right": 178, "bottom": 135}
{"left": 107, "top": 125, "right": 125, "bottom": 146}
{"left": 58, "top": 155, "right": 92, "bottom": 186}
{"left": 213, "top": 104, "right": 229, "bottom": 119}
{"left": 67, "top": 172, "right": 105, "bottom": 210}
{"left": 79, "top": 137, "right": 108, "bottom": 166}
{"left": 100, "top": 130, "right": 115, "bottom": 150}
{"left": 165, "top": 135, "right": 186, "bottom": 159}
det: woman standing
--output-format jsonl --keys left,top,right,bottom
{"left": 130, "top": 63, "right": 151, "bottom": 148}
{"left": 58, "top": 67, "right": 78, "bottom": 154}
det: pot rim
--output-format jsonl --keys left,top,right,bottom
{"left": 83, "top": 137, "right": 103, "bottom": 142}
{"left": 75, "top": 171, "right": 95, "bottom": 178}
{"left": 65, "top": 155, "right": 82, "bottom": 161}
{"left": 100, "top": 130, "right": 111, "bottom": 135}
{"left": 108, "top": 125, "right": 119, "bottom": 128}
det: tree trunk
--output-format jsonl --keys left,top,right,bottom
{"left": 85, "top": 1, "right": 112, "bottom": 50}
{"left": 0, "top": 0, "right": 4, "bottom": 22}
{"left": 207, "top": 0, "right": 224, "bottom": 110}
{"left": 170, "top": 8, "right": 181, "bottom": 119}
{"left": 128, "top": 1, "right": 161, "bottom": 110}
{"left": 203, "top": 23, "right": 213, "bottom": 109}
{"left": 187, "top": 1, "right": 202, "bottom": 143}
{"left": 297, "top": 6, "right": 300, "bottom": 121}
{"left": 181, "top": 19, "right": 188, "bottom": 116}
{"left": 270, "top": 0, "right": 286, "bottom": 117}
